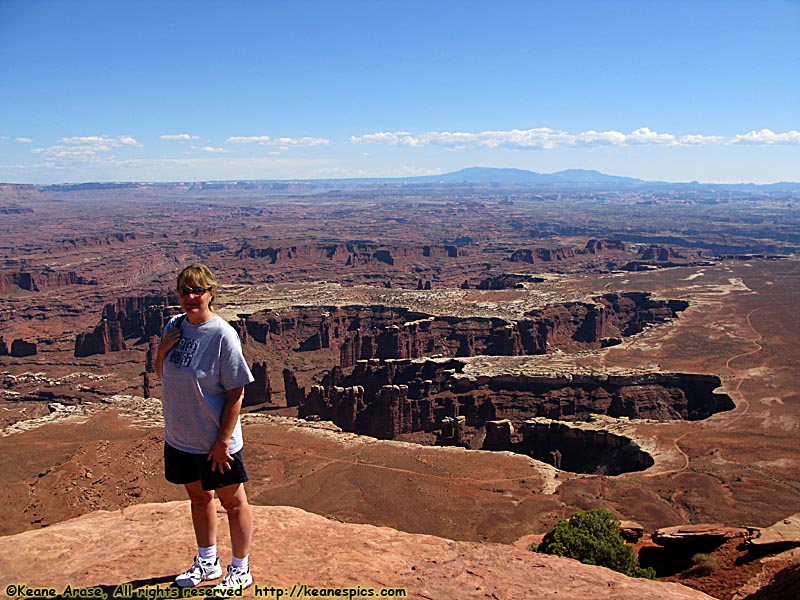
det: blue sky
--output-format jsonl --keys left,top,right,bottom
{"left": 1, "top": 0, "right": 798, "bottom": 184}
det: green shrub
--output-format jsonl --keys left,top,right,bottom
{"left": 691, "top": 553, "right": 718, "bottom": 576}
{"left": 536, "top": 508, "right": 654, "bottom": 579}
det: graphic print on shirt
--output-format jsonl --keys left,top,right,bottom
{"left": 169, "top": 337, "right": 199, "bottom": 368}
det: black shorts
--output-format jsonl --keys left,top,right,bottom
{"left": 164, "top": 442, "right": 250, "bottom": 491}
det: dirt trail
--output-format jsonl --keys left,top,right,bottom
{"left": 645, "top": 304, "right": 763, "bottom": 480}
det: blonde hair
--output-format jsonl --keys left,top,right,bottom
{"left": 176, "top": 263, "right": 217, "bottom": 308}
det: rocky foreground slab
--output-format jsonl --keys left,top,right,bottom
{"left": 749, "top": 513, "right": 800, "bottom": 548}
{"left": 0, "top": 501, "right": 715, "bottom": 600}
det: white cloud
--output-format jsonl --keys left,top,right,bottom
{"left": 227, "top": 136, "right": 273, "bottom": 144}
{"left": 418, "top": 131, "right": 480, "bottom": 148}
{"left": 60, "top": 135, "right": 106, "bottom": 144}
{"left": 200, "top": 146, "right": 230, "bottom": 153}
{"left": 349, "top": 132, "right": 412, "bottom": 145}
{"left": 32, "top": 145, "right": 101, "bottom": 158}
{"left": 59, "top": 135, "right": 141, "bottom": 147}
{"left": 625, "top": 127, "right": 677, "bottom": 145}
{"left": 29, "top": 135, "right": 143, "bottom": 160}
{"left": 731, "top": 129, "right": 800, "bottom": 145}
{"left": 350, "top": 127, "right": 800, "bottom": 150}
{"left": 351, "top": 127, "right": 746, "bottom": 150}
{"left": 161, "top": 133, "right": 199, "bottom": 141}
{"left": 15, "top": 137, "right": 33, "bottom": 143}
{"left": 226, "top": 135, "right": 330, "bottom": 148}
{"left": 679, "top": 134, "right": 726, "bottom": 145}
{"left": 269, "top": 136, "right": 330, "bottom": 149}
{"left": 575, "top": 130, "right": 628, "bottom": 145}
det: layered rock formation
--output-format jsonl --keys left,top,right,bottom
{"left": 55, "top": 231, "right": 140, "bottom": 252}
{"left": 295, "top": 358, "right": 734, "bottom": 449}
{"left": 297, "top": 359, "right": 458, "bottom": 438}
{"left": 640, "top": 245, "right": 687, "bottom": 262}
{"left": 510, "top": 418, "right": 654, "bottom": 474}
{"left": 244, "top": 361, "right": 272, "bottom": 406}
{"left": 0, "top": 270, "right": 95, "bottom": 292}
{"left": 483, "top": 419, "right": 514, "bottom": 450}
{"left": 585, "top": 238, "right": 627, "bottom": 253}
{"left": 74, "top": 295, "right": 244, "bottom": 360}
{"left": 623, "top": 245, "right": 709, "bottom": 271}
{"left": 244, "top": 292, "right": 687, "bottom": 369}
{"left": 74, "top": 319, "right": 126, "bottom": 357}
{"left": 748, "top": 513, "right": 800, "bottom": 551}
{"left": 226, "top": 233, "right": 654, "bottom": 288}
{"left": 235, "top": 241, "right": 468, "bottom": 267}
{"left": 99, "top": 295, "right": 174, "bottom": 340}
{"left": 283, "top": 368, "right": 305, "bottom": 407}
{"left": 449, "top": 370, "right": 732, "bottom": 422}
{"left": 508, "top": 246, "right": 576, "bottom": 263}
{"left": 10, "top": 339, "right": 37, "bottom": 357}
{"left": 475, "top": 273, "right": 545, "bottom": 290}
{"left": 301, "top": 384, "right": 364, "bottom": 431}
{"left": 74, "top": 295, "right": 173, "bottom": 357}
{"left": 0, "top": 182, "right": 44, "bottom": 202}
{"left": 652, "top": 524, "right": 750, "bottom": 548}
{"left": 741, "top": 562, "right": 800, "bottom": 600}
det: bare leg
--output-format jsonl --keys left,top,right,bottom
{"left": 216, "top": 483, "right": 253, "bottom": 559}
{"left": 184, "top": 481, "right": 217, "bottom": 548}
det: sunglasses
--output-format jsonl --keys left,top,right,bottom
{"left": 179, "top": 286, "right": 212, "bottom": 296}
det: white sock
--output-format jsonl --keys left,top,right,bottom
{"left": 198, "top": 545, "right": 217, "bottom": 562}
{"left": 231, "top": 555, "right": 249, "bottom": 571}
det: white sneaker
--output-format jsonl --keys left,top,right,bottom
{"left": 174, "top": 556, "right": 223, "bottom": 587}
{"left": 214, "top": 565, "right": 253, "bottom": 594}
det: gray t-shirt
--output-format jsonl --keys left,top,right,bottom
{"left": 161, "top": 314, "right": 254, "bottom": 454}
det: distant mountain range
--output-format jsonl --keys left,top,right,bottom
{"left": 304, "top": 166, "right": 800, "bottom": 191}
{"left": 13, "top": 167, "right": 800, "bottom": 192}
{"left": 389, "top": 167, "right": 800, "bottom": 191}
{"left": 408, "top": 167, "right": 645, "bottom": 185}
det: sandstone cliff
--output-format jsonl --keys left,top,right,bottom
{"left": 73, "top": 295, "right": 249, "bottom": 358}
{"left": 0, "top": 270, "right": 95, "bottom": 292}
{"left": 296, "top": 358, "right": 734, "bottom": 442}
{"left": 508, "top": 246, "right": 576, "bottom": 263}
{"left": 243, "top": 292, "right": 686, "bottom": 370}
{"left": 244, "top": 361, "right": 272, "bottom": 406}
{"left": 74, "top": 319, "right": 126, "bottom": 357}
{"left": 74, "top": 295, "right": 174, "bottom": 357}
{"left": 235, "top": 241, "right": 467, "bottom": 267}
{"left": 9, "top": 339, "right": 37, "bottom": 357}
{"left": 0, "top": 500, "right": 715, "bottom": 600}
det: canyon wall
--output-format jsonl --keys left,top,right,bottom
{"left": 74, "top": 294, "right": 251, "bottom": 358}
{"left": 516, "top": 420, "right": 655, "bottom": 474}
{"left": 243, "top": 361, "right": 272, "bottom": 407}
{"left": 235, "top": 242, "right": 467, "bottom": 267}
{"left": 508, "top": 246, "right": 576, "bottom": 263}
{"left": 243, "top": 292, "right": 686, "bottom": 368}
{"left": 74, "top": 295, "right": 174, "bottom": 357}
{"left": 74, "top": 320, "right": 126, "bottom": 357}
{"left": 0, "top": 271, "right": 96, "bottom": 292}
{"left": 10, "top": 339, "right": 37, "bottom": 357}
{"left": 294, "top": 358, "right": 734, "bottom": 441}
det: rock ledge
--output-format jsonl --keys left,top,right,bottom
{"left": 0, "top": 501, "right": 716, "bottom": 599}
